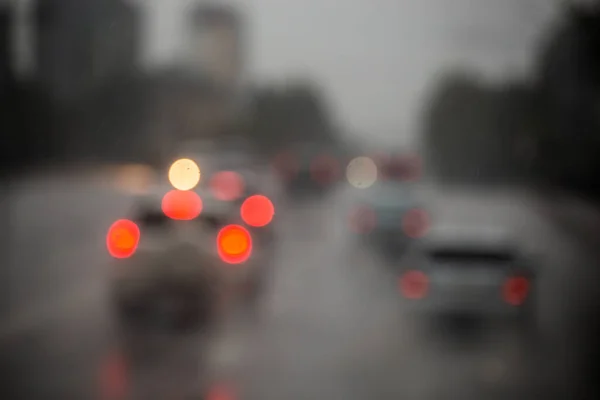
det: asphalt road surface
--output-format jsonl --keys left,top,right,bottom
{"left": 0, "top": 168, "right": 595, "bottom": 399}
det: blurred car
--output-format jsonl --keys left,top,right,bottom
{"left": 107, "top": 185, "right": 275, "bottom": 332}
{"left": 168, "top": 139, "right": 269, "bottom": 204}
{"left": 399, "top": 227, "right": 538, "bottom": 334}
{"left": 273, "top": 142, "right": 342, "bottom": 195}
{"left": 349, "top": 180, "right": 428, "bottom": 257}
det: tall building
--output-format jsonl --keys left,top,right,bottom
{"left": 0, "top": 2, "right": 12, "bottom": 91}
{"left": 33, "top": 0, "right": 140, "bottom": 106}
{"left": 185, "top": 2, "right": 244, "bottom": 92}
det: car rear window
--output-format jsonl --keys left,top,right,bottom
{"left": 428, "top": 248, "right": 515, "bottom": 264}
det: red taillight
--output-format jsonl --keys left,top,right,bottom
{"left": 310, "top": 154, "right": 339, "bottom": 185}
{"left": 210, "top": 171, "right": 245, "bottom": 201}
{"left": 402, "top": 208, "right": 430, "bottom": 238}
{"left": 161, "top": 189, "right": 203, "bottom": 220}
{"left": 206, "top": 383, "right": 236, "bottom": 400}
{"left": 217, "top": 224, "right": 253, "bottom": 264}
{"left": 400, "top": 270, "right": 429, "bottom": 299}
{"left": 106, "top": 219, "right": 140, "bottom": 259}
{"left": 99, "top": 351, "right": 129, "bottom": 399}
{"left": 349, "top": 205, "right": 376, "bottom": 233}
{"left": 502, "top": 276, "right": 529, "bottom": 306}
{"left": 240, "top": 194, "right": 275, "bottom": 227}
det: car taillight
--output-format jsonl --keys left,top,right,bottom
{"left": 210, "top": 171, "right": 245, "bottom": 201}
{"left": 310, "top": 154, "right": 339, "bottom": 185}
{"left": 402, "top": 208, "right": 430, "bottom": 238}
{"left": 349, "top": 205, "right": 376, "bottom": 233}
{"left": 240, "top": 194, "right": 275, "bottom": 227}
{"left": 502, "top": 276, "right": 529, "bottom": 306}
{"left": 161, "top": 189, "right": 203, "bottom": 220}
{"left": 99, "top": 351, "right": 129, "bottom": 400}
{"left": 400, "top": 270, "right": 429, "bottom": 299}
{"left": 217, "top": 224, "right": 253, "bottom": 264}
{"left": 106, "top": 219, "right": 140, "bottom": 259}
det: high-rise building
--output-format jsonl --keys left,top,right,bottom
{"left": 185, "top": 2, "right": 244, "bottom": 92}
{"left": 0, "top": 2, "right": 12, "bottom": 90}
{"left": 33, "top": 0, "right": 140, "bottom": 106}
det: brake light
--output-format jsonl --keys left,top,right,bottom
{"left": 502, "top": 276, "right": 529, "bottom": 306}
{"left": 161, "top": 189, "right": 203, "bottom": 220}
{"left": 349, "top": 205, "right": 376, "bottom": 233}
{"left": 210, "top": 171, "right": 245, "bottom": 201}
{"left": 402, "top": 208, "right": 430, "bottom": 238}
{"left": 99, "top": 351, "right": 129, "bottom": 400}
{"left": 106, "top": 219, "right": 140, "bottom": 259}
{"left": 240, "top": 194, "right": 275, "bottom": 227}
{"left": 400, "top": 270, "right": 429, "bottom": 299}
{"left": 217, "top": 224, "right": 252, "bottom": 264}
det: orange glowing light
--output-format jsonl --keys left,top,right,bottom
{"left": 161, "top": 189, "right": 203, "bottom": 220}
{"left": 106, "top": 219, "right": 140, "bottom": 259}
{"left": 217, "top": 224, "right": 252, "bottom": 264}
{"left": 210, "top": 171, "right": 245, "bottom": 201}
{"left": 240, "top": 195, "right": 274, "bottom": 227}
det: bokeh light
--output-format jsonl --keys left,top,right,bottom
{"left": 346, "top": 156, "right": 378, "bottom": 189}
{"left": 106, "top": 219, "right": 140, "bottom": 259}
{"left": 210, "top": 171, "right": 245, "bottom": 201}
{"left": 161, "top": 190, "right": 203, "bottom": 220}
{"left": 240, "top": 194, "right": 275, "bottom": 227}
{"left": 168, "top": 158, "right": 201, "bottom": 190}
{"left": 217, "top": 224, "right": 253, "bottom": 264}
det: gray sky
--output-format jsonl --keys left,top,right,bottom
{"left": 137, "top": 0, "right": 559, "bottom": 144}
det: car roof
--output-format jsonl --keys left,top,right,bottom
{"left": 420, "top": 225, "right": 517, "bottom": 252}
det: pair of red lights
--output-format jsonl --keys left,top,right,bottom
{"left": 159, "top": 190, "right": 274, "bottom": 227}
{"left": 349, "top": 207, "right": 430, "bottom": 239}
{"left": 399, "top": 270, "right": 530, "bottom": 306}
{"left": 106, "top": 218, "right": 257, "bottom": 265}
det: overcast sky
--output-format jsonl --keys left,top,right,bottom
{"left": 140, "top": 0, "right": 559, "bottom": 144}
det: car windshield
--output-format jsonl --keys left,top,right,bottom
{"left": 362, "top": 181, "right": 411, "bottom": 208}
{"left": 7, "top": 1, "right": 600, "bottom": 399}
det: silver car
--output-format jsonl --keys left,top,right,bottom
{"left": 349, "top": 181, "right": 427, "bottom": 256}
{"left": 400, "top": 227, "right": 538, "bottom": 332}
{"left": 108, "top": 186, "right": 272, "bottom": 332}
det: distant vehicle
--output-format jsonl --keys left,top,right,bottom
{"left": 169, "top": 140, "right": 266, "bottom": 203}
{"left": 399, "top": 227, "right": 538, "bottom": 335}
{"left": 107, "top": 185, "right": 275, "bottom": 332}
{"left": 349, "top": 180, "right": 428, "bottom": 257}
{"left": 273, "top": 142, "right": 343, "bottom": 195}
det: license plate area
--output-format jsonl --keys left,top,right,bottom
{"left": 432, "top": 267, "right": 503, "bottom": 293}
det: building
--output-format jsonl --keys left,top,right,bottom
{"left": 185, "top": 2, "right": 244, "bottom": 93}
{"left": 0, "top": 2, "right": 12, "bottom": 91}
{"left": 33, "top": 0, "right": 140, "bottom": 107}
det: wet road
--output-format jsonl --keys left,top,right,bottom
{"left": 1, "top": 169, "right": 594, "bottom": 399}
